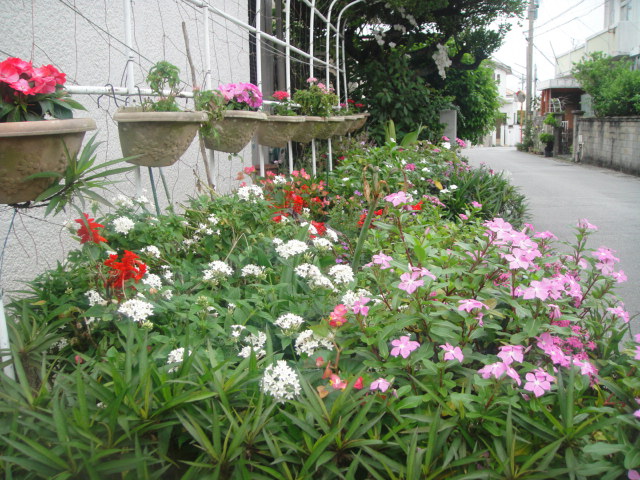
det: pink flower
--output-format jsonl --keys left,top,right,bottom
{"left": 442, "top": 135, "right": 450, "bottom": 142}
{"left": 497, "top": 345, "right": 524, "bottom": 365}
{"left": 635, "top": 346, "right": 640, "bottom": 361}
{"left": 329, "top": 374, "right": 347, "bottom": 390}
{"left": 352, "top": 296, "right": 370, "bottom": 316}
{"left": 522, "top": 280, "right": 550, "bottom": 301}
{"left": 354, "top": 376, "right": 363, "bottom": 390}
{"left": 629, "top": 470, "right": 640, "bottom": 480}
{"left": 458, "top": 299, "right": 489, "bottom": 313}
{"left": 370, "top": 377, "right": 390, "bottom": 393}
{"left": 524, "top": 369, "right": 554, "bottom": 397}
{"left": 243, "top": 165, "right": 256, "bottom": 174}
{"left": 505, "top": 365, "right": 521, "bottom": 385}
{"left": 471, "top": 201, "right": 482, "bottom": 208}
{"left": 372, "top": 252, "right": 393, "bottom": 269}
{"left": 459, "top": 213, "right": 468, "bottom": 220}
{"left": 534, "top": 230, "right": 557, "bottom": 240}
{"left": 440, "top": 343, "right": 464, "bottom": 363}
{"left": 384, "top": 191, "right": 411, "bottom": 207}
{"left": 577, "top": 218, "right": 598, "bottom": 231}
{"left": 398, "top": 272, "right": 423, "bottom": 294}
{"left": 391, "top": 336, "right": 421, "bottom": 358}
{"left": 612, "top": 270, "right": 627, "bottom": 283}
{"left": 634, "top": 409, "right": 640, "bottom": 419}
{"left": 329, "top": 304, "right": 348, "bottom": 327}
{"left": 405, "top": 163, "right": 416, "bottom": 171}
{"left": 306, "top": 76, "right": 317, "bottom": 84}
{"left": 478, "top": 362, "right": 507, "bottom": 380}
{"left": 608, "top": 305, "right": 630, "bottom": 324}
{"left": 411, "top": 266, "right": 436, "bottom": 281}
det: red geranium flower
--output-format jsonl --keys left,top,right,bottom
{"left": 75, "top": 213, "right": 107, "bottom": 244}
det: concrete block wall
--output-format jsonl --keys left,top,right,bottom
{"left": 0, "top": 1, "right": 252, "bottom": 295}
{"left": 577, "top": 117, "right": 640, "bottom": 175}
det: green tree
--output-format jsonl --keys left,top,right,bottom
{"left": 572, "top": 52, "right": 640, "bottom": 116}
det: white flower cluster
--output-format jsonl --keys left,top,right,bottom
{"left": 162, "top": 290, "right": 173, "bottom": 300}
{"left": 167, "top": 347, "right": 191, "bottom": 373}
{"left": 208, "top": 214, "right": 220, "bottom": 225}
{"left": 118, "top": 298, "right": 154, "bottom": 324}
{"left": 113, "top": 194, "right": 134, "bottom": 209}
{"left": 325, "top": 228, "right": 339, "bottom": 243}
{"left": 262, "top": 360, "right": 301, "bottom": 403}
{"left": 274, "top": 313, "right": 305, "bottom": 332}
{"left": 86, "top": 289, "right": 107, "bottom": 307}
{"left": 237, "top": 185, "right": 264, "bottom": 203}
{"left": 203, "top": 260, "right": 234, "bottom": 283}
{"left": 239, "top": 332, "right": 267, "bottom": 358}
{"left": 300, "top": 221, "right": 318, "bottom": 236}
{"left": 161, "top": 265, "right": 173, "bottom": 281}
{"left": 312, "top": 237, "right": 332, "bottom": 251}
{"left": 140, "top": 245, "right": 161, "bottom": 258}
{"left": 272, "top": 175, "right": 286, "bottom": 185}
{"left": 328, "top": 265, "right": 355, "bottom": 285}
{"left": 275, "top": 239, "right": 308, "bottom": 259}
{"left": 241, "top": 264, "right": 266, "bottom": 278}
{"left": 230, "top": 324, "right": 246, "bottom": 338}
{"left": 432, "top": 43, "right": 452, "bottom": 79}
{"left": 295, "top": 263, "right": 335, "bottom": 290}
{"left": 143, "top": 273, "right": 163, "bottom": 290}
{"left": 113, "top": 216, "right": 135, "bottom": 235}
{"left": 295, "top": 330, "right": 334, "bottom": 356}
{"left": 341, "top": 288, "right": 374, "bottom": 309}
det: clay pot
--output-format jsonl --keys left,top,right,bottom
{"left": 114, "top": 109, "right": 207, "bottom": 167}
{"left": 203, "top": 110, "right": 267, "bottom": 153}
{"left": 0, "top": 118, "right": 96, "bottom": 204}
{"left": 256, "top": 115, "right": 305, "bottom": 148}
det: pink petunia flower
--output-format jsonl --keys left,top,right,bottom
{"left": 398, "top": 272, "right": 423, "bottom": 294}
{"left": 390, "top": 336, "right": 420, "bottom": 358}
{"left": 440, "top": 343, "right": 464, "bottom": 363}
{"left": 370, "top": 377, "right": 391, "bottom": 393}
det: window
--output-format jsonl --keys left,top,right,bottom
{"left": 621, "top": 0, "right": 631, "bottom": 21}
{"left": 496, "top": 74, "right": 501, "bottom": 84}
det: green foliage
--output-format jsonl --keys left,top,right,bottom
{"left": 193, "top": 89, "right": 226, "bottom": 138}
{"left": 21, "top": 133, "right": 135, "bottom": 214}
{"left": 351, "top": 51, "right": 450, "bottom": 144}
{"left": 292, "top": 82, "right": 338, "bottom": 117}
{"left": 443, "top": 62, "right": 501, "bottom": 143}
{"left": 539, "top": 132, "right": 554, "bottom": 145}
{"left": 144, "top": 61, "right": 182, "bottom": 112}
{"left": 572, "top": 52, "right": 640, "bottom": 116}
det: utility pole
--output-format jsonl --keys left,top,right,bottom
{"left": 525, "top": 0, "right": 535, "bottom": 124}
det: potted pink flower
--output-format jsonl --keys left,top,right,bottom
{"left": 195, "top": 82, "right": 267, "bottom": 154}
{"left": 0, "top": 57, "right": 96, "bottom": 203}
{"left": 256, "top": 90, "right": 305, "bottom": 148}
{"left": 290, "top": 77, "right": 344, "bottom": 143}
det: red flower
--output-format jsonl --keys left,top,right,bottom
{"left": 75, "top": 213, "right": 107, "bottom": 244}
{"left": 411, "top": 201, "right": 423, "bottom": 211}
{"left": 104, "top": 250, "right": 147, "bottom": 290}
{"left": 272, "top": 90, "right": 290, "bottom": 101}
{"left": 311, "top": 221, "right": 326, "bottom": 237}
{"left": 243, "top": 165, "right": 256, "bottom": 174}
{"left": 354, "top": 376, "right": 363, "bottom": 390}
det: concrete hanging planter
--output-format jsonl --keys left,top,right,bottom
{"left": 114, "top": 109, "right": 207, "bottom": 167}
{"left": 203, "top": 110, "right": 267, "bottom": 153}
{"left": 333, "top": 116, "right": 358, "bottom": 136}
{"left": 290, "top": 116, "right": 324, "bottom": 144}
{"left": 303, "top": 116, "right": 345, "bottom": 141}
{"left": 348, "top": 113, "right": 370, "bottom": 133}
{"left": 256, "top": 115, "right": 305, "bottom": 148}
{"left": 0, "top": 118, "right": 97, "bottom": 204}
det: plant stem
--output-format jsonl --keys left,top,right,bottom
{"left": 352, "top": 195, "right": 379, "bottom": 271}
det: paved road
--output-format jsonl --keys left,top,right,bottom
{"left": 464, "top": 147, "right": 640, "bottom": 336}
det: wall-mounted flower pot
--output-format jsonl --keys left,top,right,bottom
{"left": 348, "top": 113, "right": 370, "bottom": 133}
{"left": 114, "top": 109, "right": 207, "bottom": 167}
{"left": 0, "top": 118, "right": 97, "bottom": 204}
{"left": 312, "top": 117, "right": 345, "bottom": 140}
{"left": 334, "top": 116, "right": 358, "bottom": 136}
{"left": 256, "top": 115, "right": 305, "bottom": 148}
{"left": 203, "top": 110, "right": 267, "bottom": 153}
{"left": 291, "top": 116, "right": 324, "bottom": 144}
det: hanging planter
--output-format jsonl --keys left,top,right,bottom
{"left": 256, "top": 115, "right": 305, "bottom": 148}
{"left": 203, "top": 110, "right": 267, "bottom": 153}
{"left": 311, "top": 117, "right": 345, "bottom": 140}
{"left": 348, "top": 113, "right": 370, "bottom": 133}
{"left": 114, "top": 109, "right": 207, "bottom": 167}
{"left": 291, "top": 116, "right": 324, "bottom": 144}
{"left": 0, "top": 118, "right": 96, "bottom": 204}
{"left": 333, "top": 116, "right": 358, "bottom": 136}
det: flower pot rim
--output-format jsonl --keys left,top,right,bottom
{"left": 304, "top": 116, "right": 329, "bottom": 122}
{"left": 0, "top": 117, "right": 96, "bottom": 138}
{"left": 265, "top": 115, "right": 305, "bottom": 123}
{"left": 326, "top": 117, "right": 345, "bottom": 123}
{"left": 114, "top": 110, "right": 208, "bottom": 123}
{"left": 222, "top": 110, "right": 268, "bottom": 120}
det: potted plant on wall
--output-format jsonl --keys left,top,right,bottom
{"left": 256, "top": 90, "right": 305, "bottom": 148}
{"left": 539, "top": 132, "right": 554, "bottom": 157}
{"left": 113, "top": 61, "right": 207, "bottom": 167}
{"left": 291, "top": 77, "right": 343, "bottom": 143}
{"left": 195, "top": 82, "right": 267, "bottom": 154}
{"left": 0, "top": 56, "right": 96, "bottom": 204}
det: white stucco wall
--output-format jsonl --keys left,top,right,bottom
{"left": 0, "top": 0, "right": 252, "bottom": 296}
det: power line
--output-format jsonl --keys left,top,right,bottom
{"left": 534, "top": 1, "right": 605, "bottom": 38}
{"left": 535, "top": 0, "right": 587, "bottom": 30}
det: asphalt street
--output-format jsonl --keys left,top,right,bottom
{"left": 464, "top": 147, "right": 640, "bottom": 337}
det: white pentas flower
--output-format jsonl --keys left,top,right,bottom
{"left": 272, "top": 175, "right": 286, "bottom": 185}
{"left": 230, "top": 324, "right": 246, "bottom": 339}
{"left": 113, "top": 194, "right": 134, "bottom": 209}
{"left": 113, "top": 216, "right": 135, "bottom": 235}
{"left": 275, "top": 239, "right": 308, "bottom": 259}
{"left": 143, "top": 273, "right": 162, "bottom": 290}
{"left": 118, "top": 298, "right": 154, "bottom": 324}
{"left": 237, "top": 185, "right": 264, "bottom": 203}
{"left": 239, "top": 332, "right": 267, "bottom": 358}
{"left": 208, "top": 214, "right": 220, "bottom": 225}
{"left": 328, "top": 265, "right": 355, "bottom": 285}
{"left": 203, "top": 260, "right": 234, "bottom": 283}
{"left": 442, "top": 142, "right": 451, "bottom": 150}
{"left": 140, "top": 245, "right": 161, "bottom": 258}
{"left": 167, "top": 347, "right": 191, "bottom": 373}
{"left": 241, "top": 264, "right": 266, "bottom": 278}
{"left": 295, "top": 263, "right": 335, "bottom": 291}
{"left": 262, "top": 360, "right": 301, "bottom": 403}
{"left": 274, "top": 313, "right": 304, "bottom": 332}
{"left": 312, "top": 237, "right": 332, "bottom": 251}
{"left": 86, "top": 289, "right": 107, "bottom": 307}
{"left": 325, "top": 228, "right": 339, "bottom": 243}
{"left": 295, "top": 329, "right": 334, "bottom": 356}
{"left": 161, "top": 265, "right": 173, "bottom": 281}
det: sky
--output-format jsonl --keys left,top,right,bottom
{"left": 492, "top": 0, "right": 606, "bottom": 92}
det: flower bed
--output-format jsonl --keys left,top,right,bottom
{"left": 1, "top": 142, "right": 638, "bottom": 478}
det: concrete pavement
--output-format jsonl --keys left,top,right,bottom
{"left": 464, "top": 147, "right": 640, "bottom": 336}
